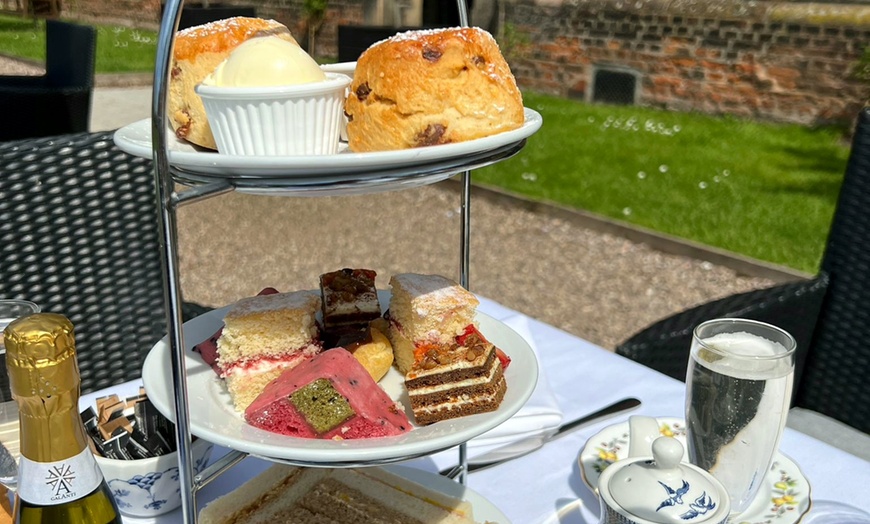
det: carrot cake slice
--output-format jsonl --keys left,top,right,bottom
{"left": 405, "top": 327, "right": 507, "bottom": 425}
{"left": 386, "top": 273, "right": 479, "bottom": 374}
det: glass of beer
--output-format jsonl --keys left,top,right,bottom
{"left": 685, "top": 318, "right": 796, "bottom": 517}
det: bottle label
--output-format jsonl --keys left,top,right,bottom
{"left": 17, "top": 447, "right": 105, "bottom": 506}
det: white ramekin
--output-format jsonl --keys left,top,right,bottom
{"left": 195, "top": 72, "right": 352, "bottom": 156}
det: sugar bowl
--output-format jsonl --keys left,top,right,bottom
{"left": 597, "top": 435, "right": 731, "bottom": 524}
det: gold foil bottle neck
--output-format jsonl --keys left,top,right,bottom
{"left": 4, "top": 312, "right": 86, "bottom": 462}
{"left": 4, "top": 312, "right": 78, "bottom": 399}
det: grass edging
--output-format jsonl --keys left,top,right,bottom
{"left": 449, "top": 178, "right": 813, "bottom": 284}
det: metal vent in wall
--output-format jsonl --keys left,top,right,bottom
{"left": 591, "top": 67, "right": 639, "bottom": 105}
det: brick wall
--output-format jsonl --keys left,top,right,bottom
{"left": 65, "top": 0, "right": 870, "bottom": 125}
{"left": 505, "top": 0, "right": 870, "bottom": 125}
{"left": 503, "top": 0, "right": 870, "bottom": 124}
{"left": 64, "top": 0, "right": 362, "bottom": 56}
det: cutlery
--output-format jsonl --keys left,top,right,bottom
{"left": 440, "top": 397, "right": 641, "bottom": 477}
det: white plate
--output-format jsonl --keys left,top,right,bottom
{"left": 384, "top": 465, "right": 511, "bottom": 523}
{"left": 113, "top": 108, "right": 542, "bottom": 179}
{"left": 320, "top": 61, "right": 357, "bottom": 76}
{"left": 142, "top": 296, "right": 538, "bottom": 465}
{"left": 578, "top": 417, "right": 812, "bottom": 524}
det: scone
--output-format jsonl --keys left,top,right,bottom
{"left": 344, "top": 26, "right": 525, "bottom": 152}
{"left": 169, "top": 17, "right": 298, "bottom": 150}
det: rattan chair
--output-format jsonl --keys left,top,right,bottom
{"left": 0, "top": 131, "right": 208, "bottom": 396}
{"left": 616, "top": 107, "right": 870, "bottom": 433}
{"left": 0, "top": 20, "right": 97, "bottom": 142}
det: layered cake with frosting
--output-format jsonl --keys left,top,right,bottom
{"left": 406, "top": 327, "right": 507, "bottom": 425}
{"left": 244, "top": 349, "right": 410, "bottom": 439}
{"left": 319, "top": 268, "right": 393, "bottom": 381}
{"left": 216, "top": 290, "right": 322, "bottom": 412}
{"left": 320, "top": 268, "right": 381, "bottom": 331}
{"left": 386, "top": 273, "right": 480, "bottom": 374}
{"left": 198, "top": 465, "right": 483, "bottom": 523}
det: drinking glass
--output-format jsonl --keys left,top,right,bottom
{"left": 0, "top": 299, "right": 40, "bottom": 490}
{"left": 685, "top": 318, "right": 796, "bottom": 517}
{"left": 0, "top": 300, "right": 40, "bottom": 401}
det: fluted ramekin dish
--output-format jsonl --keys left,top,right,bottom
{"left": 195, "top": 72, "right": 351, "bottom": 156}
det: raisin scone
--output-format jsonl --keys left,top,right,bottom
{"left": 344, "top": 27, "right": 525, "bottom": 152}
{"left": 169, "top": 17, "right": 298, "bottom": 150}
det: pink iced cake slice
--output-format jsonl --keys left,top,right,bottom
{"left": 244, "top": 349, "right": 412, "bottom": 440}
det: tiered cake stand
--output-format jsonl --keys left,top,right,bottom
{"left": 126, "top": 0, "right": 542, "bottom": 521}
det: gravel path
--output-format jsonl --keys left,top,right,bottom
{"left": 176, "top": 182, "right": 777, "bottom": 350}
{"left": 1, "top": 55, "right": 779, "bottom": 350}
{"left": 0, "top": 55, "right": 43, "bottom": 75}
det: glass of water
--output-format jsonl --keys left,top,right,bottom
{"left": 0, "top": 300, "right": 41, "bottom": 401}
{"left": 685, "top": 318, "right": 796, "bottom": 517}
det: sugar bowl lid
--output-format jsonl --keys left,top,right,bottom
{"left": 597, "top": 436, "right": 731, "bottom": 524}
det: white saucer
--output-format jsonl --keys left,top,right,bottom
{"left": 578, "top": 417, "right": 811, "bottom": 524}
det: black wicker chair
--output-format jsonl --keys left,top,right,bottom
{"left": 0, "top": 20, "right": 97, "bottom": 142}
{"left": 616, "top": 107, "right": 870, "bottom": 433}
{"left": 0, "top": 131, "right": 209, "bottom": 396}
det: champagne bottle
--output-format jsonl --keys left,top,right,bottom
{"left": 4, "top": 313, "right": 121, "bottom": 524}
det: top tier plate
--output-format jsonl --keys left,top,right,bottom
{"left": 141, "top": 299, "right": 538, "bottom": 466}
{"left": 113, "top": 108, "right": 542, "bottom": 195}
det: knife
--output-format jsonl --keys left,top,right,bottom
{"left": 440, "top": 397, "right": 641, "bottom": 477}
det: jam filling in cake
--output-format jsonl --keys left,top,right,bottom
{"left": 215, "top": 290, "right": 323, "bottom": 412}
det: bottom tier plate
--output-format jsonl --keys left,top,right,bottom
{"left": 142, "top": 302, "right": 538, "bottom": 465}
{"left": 384, "top": 465, "right": 511, "bottom": 523}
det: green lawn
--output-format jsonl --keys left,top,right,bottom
{"left": 475, "top": 92, "right": 849, "bottom": 274}
{"left": 0, "top": 15, "right": 849, "bottom": 273}
{"left": 0, "top": 15, "right": 157, "bottom": 73}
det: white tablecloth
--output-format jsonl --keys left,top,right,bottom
{"left": 82, "top": 297, "right": 870, "bottom": 524}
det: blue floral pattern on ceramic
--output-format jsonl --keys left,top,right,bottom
{"left": 106, "top": 443, "right": 213, "bottom": 517}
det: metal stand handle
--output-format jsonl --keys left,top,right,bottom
{"left": 456, "top": 0, "right": 472, "bottom": 487}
